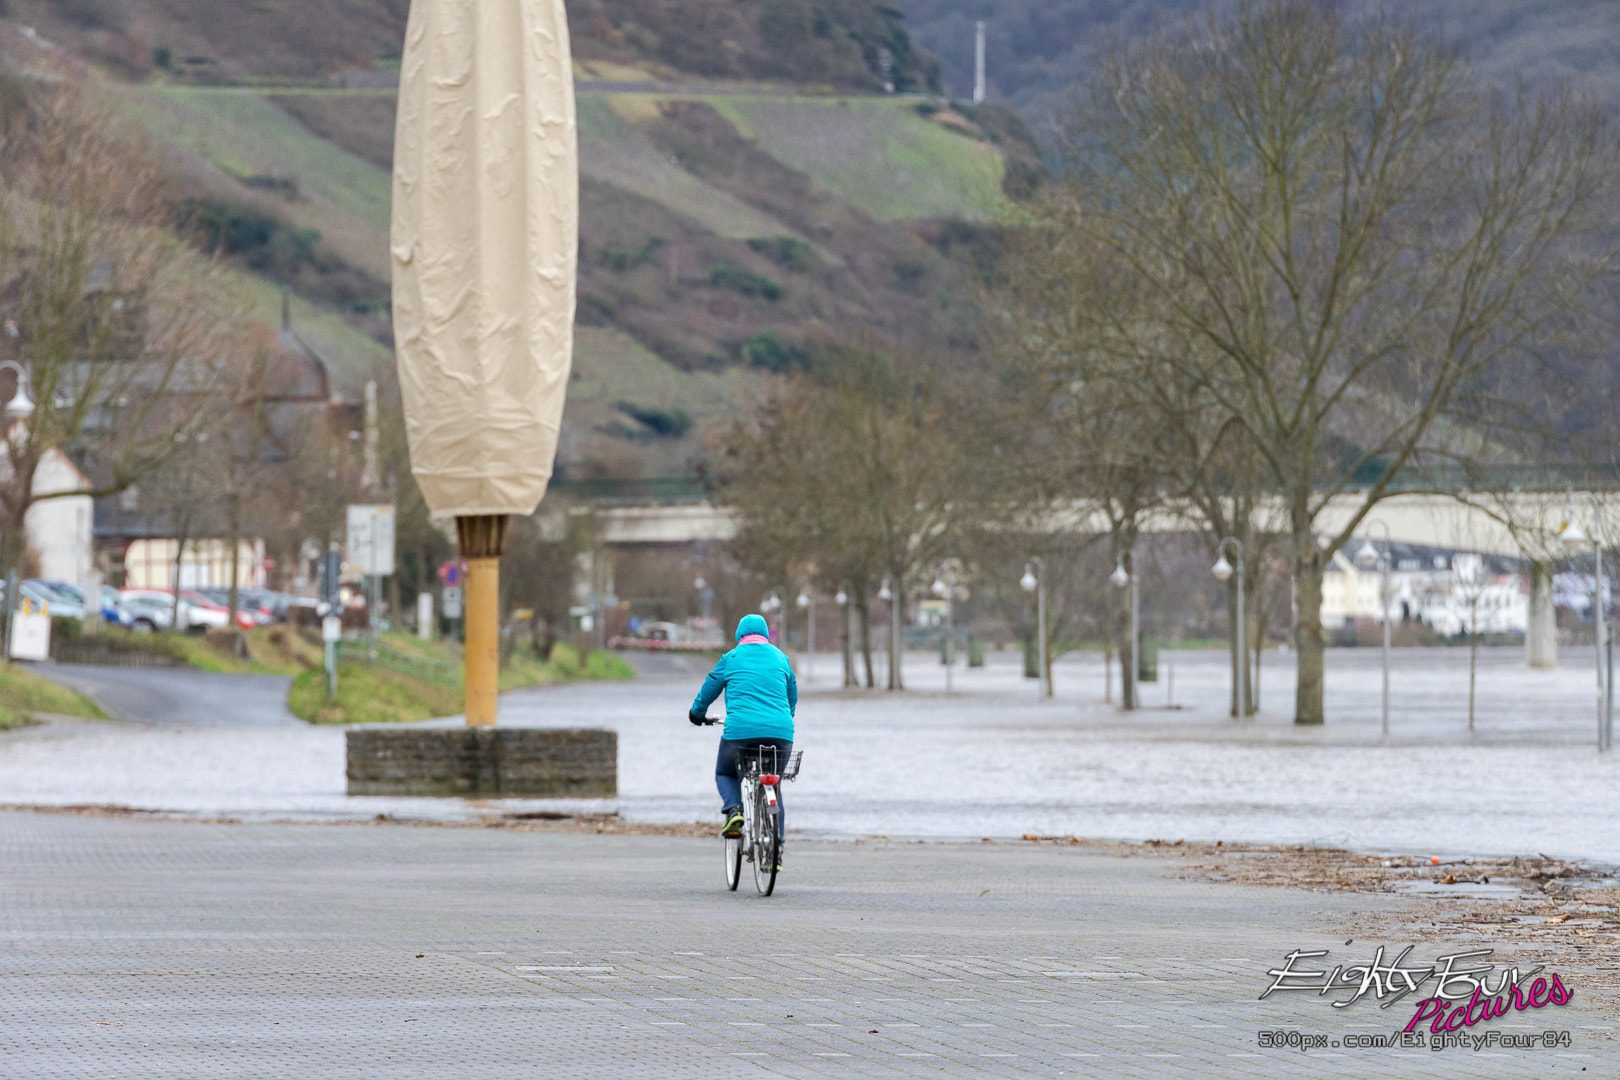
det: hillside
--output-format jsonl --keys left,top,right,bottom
{"left": 899, "top": 0, "right": 1620, "bottom": 132}
{"left": 0, "top": 1, "right": 1033, "bottom": 485}
{"left": 4, "top": 0, "right": 935, "bottom": 91}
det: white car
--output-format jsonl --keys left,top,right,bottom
{"left": 118, "top": 589, "right": 227, "bottom": 633}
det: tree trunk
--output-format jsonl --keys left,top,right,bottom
{"left": 858, "top": 599, "right": 874, "bottom": 688}
{"left": 848, "top": 599, "right": 861, "bottom": 683}
{"left": 227, "top": 492, "right": 241, "bottom": 647}
{"left": 170, "top": 526, "right": 190, "bottom": 631}
{"left": 1293, "top": 540, "right": 1327, "bottom": 725}
{"left": 1469, "top": 602, "right": 1479, "bottom": 732}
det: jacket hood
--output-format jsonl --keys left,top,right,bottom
{"left": 735, "top": 613, "right": 768, "bottom": 641}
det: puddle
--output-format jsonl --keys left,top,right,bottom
{"left": 1393, "top": 880, "right": 1520, "bottom": 899}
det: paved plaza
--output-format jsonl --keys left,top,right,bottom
{"left": 2, "top": 810, "right": 1614, "bottom": 1079}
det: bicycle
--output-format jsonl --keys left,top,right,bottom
{"left": 693, "top": 718, "right": 802, "bottom": 896}
{"left": 726, "top": 744, "right": 802, "bottom": 896}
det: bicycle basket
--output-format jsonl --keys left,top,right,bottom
{"left": 738, "top": 747, "right": 803, "bottom": 780}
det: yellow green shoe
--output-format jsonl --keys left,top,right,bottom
{"left": 721, "top": 807, "right": 744, "bottom": 838}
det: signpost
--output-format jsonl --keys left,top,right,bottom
{"left": 8, "top": 607, "right": 49, "bottom": 661}
{"left": 321, "top": 612, "right": 342, "bottom": 701}
{"left": 346, "top": 505, "right": 395, "bottom": 641}
{"left": 345, "top": 505, "right": 396, "bottom": 576}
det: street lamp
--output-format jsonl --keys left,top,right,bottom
{"left": 1111, "top": 552, "right": 1139, "bottom": 710}
{"left": 1561, "top": 493, "right": 1611, "bottom": 751}
{"left": 1354, "top": 520, "right": 1393, "bottom": 736}
{"left": 1212, "top": 538, "right": 1249, "bottom": 719}
{"left": 761, "top": 590, "right": 782, "bottom": 643}
{"left": 0, "top": 360, "right": 35, "bottom": 426}
{"left": 796, "top": 588, "right": 814, "bottom": 686}
{"left": 932, "top": 566, "right": 956, "bottom": 694}
{"left": 694, "top": 575, "right": 712, "bottom": 622}
{"left": 1021, "top": 558, "right": 1049, "bottom": 699}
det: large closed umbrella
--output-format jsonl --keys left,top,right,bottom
{"left": 392, "top": 0, "right": 577, "bottom": 726}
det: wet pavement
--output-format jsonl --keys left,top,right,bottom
{"left": 2, "top": 811, "right": 1613, "bottom": 1080}
{"left": 7, "top": 647, "right": 1619, "bottom": 861}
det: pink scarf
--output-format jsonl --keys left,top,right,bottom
{"left": 738, "top": 634, "right": 770, "bottom": 645}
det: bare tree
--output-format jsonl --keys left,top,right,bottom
{"left": 1040, "top": 0, "right": 1620, "bottom": 723}
{"left": 711, "top": 346, "right": 973, "bottom": 690}
{"left": 0, "top": 68, "right": 244, "bottom": 585}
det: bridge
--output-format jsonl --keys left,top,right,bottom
{"left": 569, "top": 487, "right": 1593, "bottom": 556}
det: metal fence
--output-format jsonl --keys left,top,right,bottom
{"left": 334, "top": 639, "right": 459, "bottom": 685}
{"left": 50, "top": 640, "right": 186, "bottom": 668}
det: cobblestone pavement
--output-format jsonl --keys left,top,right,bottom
{"left": 2, "top": 812, "right": 1613, "bottom": 1079}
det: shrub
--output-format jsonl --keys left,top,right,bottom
{"left": 57, "top": 0, "right": 128, "bottom": 30}
{"left": 548, "top": 641, "right": 583, "bottom": 676}
{"left": 710, "top": 264, "right": 782, "bottom": 300}
{"left": 616, "top": 402, "right": 692, "bottom": 438}
{"left": 744, "top": 331, "right": 813, "bottom": 374}
{"left": 746, "top": 236, "right": 812, "bottom": 272}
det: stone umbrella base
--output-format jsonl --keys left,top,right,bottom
{"left": 345, "top": 728, "right": 617, "bottom": 797}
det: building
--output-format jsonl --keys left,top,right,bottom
{"left": 1320, "top": 542, "right": 1529, "bottom": 636}
{"left": 93, "top": 293, "right": 344, "bottom": 589}
{"left": 15, "top": 447, "right": 94, "bottom": 584}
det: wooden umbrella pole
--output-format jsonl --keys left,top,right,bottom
{"left": 457, "top": 515, "right": 508, "bottom": 727}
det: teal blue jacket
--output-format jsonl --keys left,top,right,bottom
{"left": 692, "top": 615, "right": 797, "bottom": 741}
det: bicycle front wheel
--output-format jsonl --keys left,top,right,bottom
{"left": 752, "top": 792, "right": 779, "bottom": 897}
{"left": 724, "top": 835, "right": 742, "bottom": 891}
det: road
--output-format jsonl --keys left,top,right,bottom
{"left": 1, "top": 811, "right": 1611, "bottom": 1080}
{"left": 34, "top": 663, "right": 298, "bottom": 727}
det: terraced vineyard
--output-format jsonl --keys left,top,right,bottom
{"left": 113, "top": 77, "right": 1021, "bottom": 480}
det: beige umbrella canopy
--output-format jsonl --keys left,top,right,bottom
{"left": 392, "top": 0, "right": 578, "bottom": 725}
{"left": 392, "top": 0, "right": 578, "bottom": 520}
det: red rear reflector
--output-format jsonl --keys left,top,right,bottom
{"left": 760, "top": 774, "right": 780, "bottom": 786}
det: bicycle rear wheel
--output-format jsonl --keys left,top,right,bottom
{"left": 751, "top": 788, "right": 779, "bottom": 897}
{"left": 724, "top": 835, "right": 742, "bottom": 890}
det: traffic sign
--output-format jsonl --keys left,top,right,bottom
{"left": 346, "top": 504, "right": 396, "bottom": 576}
{"left": 443, "top": 585, "right": 464, "bottom": 619}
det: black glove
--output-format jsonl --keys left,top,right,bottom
{"left": 689, "top": 711, "right": 709, "bottom": 726}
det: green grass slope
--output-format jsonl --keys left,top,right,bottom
{"left": 0, "top": 664, "right": 109, "bottom": 729}
{"left": 718, "top": 98, "right": 1005, "bottom": 222}
{"left": 127, "top": 86, "right": 394, "bottom": 280}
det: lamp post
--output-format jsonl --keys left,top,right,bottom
{"left": 1111, "top": 552, "right": 1139, "bottom": 710}
{"left": 762, "top": 590, "right": 783, "bottom": 643}
{"left": 1211, "top": 538, "right": 1249, "bottom": 719}
{"left": 835, "top": 584, "right": 854, "bottom": 687}
{"left": 0, "top": 361, "right": 35, "bottom": 427}
{"left": 1354, "top": 520, "right": 1393, "bottom": 736}
{"left": 1561, "top": 494, "right": 1611, "bottom": 751}
{"left": 796, "top": 588, "right": 813, "bottom": 686}
{"left": 1021, "top": 558, "right": 1049, "bottom": 698}
{"left": 931, "top": 566, "right": 956, "bottom": 694}
{"left": 694, "top": 575, "right": 712, "bottom": 622}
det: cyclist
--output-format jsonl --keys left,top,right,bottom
{"left": 689, "top": 613, "right": 796, "bottom": 862}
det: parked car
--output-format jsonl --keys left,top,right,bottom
{"left": 118, "top": 589, "right": 227, "bottom": 633}
{"left": 18, "top": 579, "right": 84, "bottom": 619}
{"left": 38, "top": 580, "right": 134, "bottom": 627}
{"left": 185, "top": 589, "right": 256, "bottom": 630}
{"left": 195, "top": 587, "right": 274, "bottom": 626}
{"left": 119, "top": 594, "right": 176, "bottom": 633}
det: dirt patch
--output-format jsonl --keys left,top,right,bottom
{"left": 1013, "top": 833, "right": 1620, "bottom": 1031}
